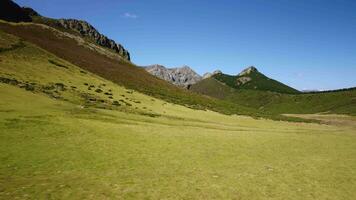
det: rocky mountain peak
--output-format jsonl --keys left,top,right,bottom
{"left": 55, "top": 19, "right": 130, "bottom": 61}
{"left": 202, "top": 70, "right": 222, "bottom": 79}
{"left": 238, "top": 66, "right": 258, "bottom": 76}
{"left": 144, "top": 65, "right": 202, "bottom": 88}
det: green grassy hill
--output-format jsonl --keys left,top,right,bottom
{"left": 213, "top": 67, "right": 300, "bottom": 94}
{"left": 190, "top": 76, "right": 356, "bottom": 116}
{"left": 1, "top": 27, "right": 356, "bottom": 199}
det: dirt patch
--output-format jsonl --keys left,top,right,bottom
{"left": 285, "top": 114, "right": 356, "bottom": 129}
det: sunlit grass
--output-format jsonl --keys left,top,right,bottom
{"left": 1, "top": 28, "right": 356, "bottom": 200}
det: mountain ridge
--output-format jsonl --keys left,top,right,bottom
{"left": 0, "top": 0, "right": 131, "bottom": 61}
{"left": 144, "top": 64, "right": 202, "bottom": 88}
{"left": 211, "top": 66, "right": 300, "bottom": 94}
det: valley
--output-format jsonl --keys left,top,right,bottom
{"left": 0, "top": 0, "right": 355, "bottom": 199}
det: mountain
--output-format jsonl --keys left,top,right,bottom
{"left": 212, "top": 66, "right": 300, "bottom": 94}
{"left": 190, "top": 72, "right": 356, "bottom": 116}
{"left": 34, "top": 18, "right": 131, "bottom": 61}
{"left": 0, "top": 7, "right": 261, "bottom": 118}
{"left": 144, "top": 64, "right": 202, "bottom": 88}
{"left": 0, "top": 0, "right": 32, "bottom": 22}
{"left": 0, "top": 1, "right": 130, "bottom": 61}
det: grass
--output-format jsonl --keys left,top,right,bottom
{"left": 1, "top": 82, "right": 356, "bottom": 199}
{"left": 1, "top": 26, "right": 356, "bottom": 199}
{"left": 191, "top": 77, "right": 356, "bottom": 116}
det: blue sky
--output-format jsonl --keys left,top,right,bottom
{"left": 15, "top": 0, "right": 356, "bottom": 90}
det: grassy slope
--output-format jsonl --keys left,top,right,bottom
{"left": 0, "top": 21, "right": 264, "bottom": 118}
{"left": 191, "top": 77, "right": 356, "bottom": 116}
{"left": 213, "top": 70, "right": 300, "bottom": 94}
{"left": 1, "top": 31, "right": 356, "bottom": 199}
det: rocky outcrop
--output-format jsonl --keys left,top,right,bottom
{"left": 238, "top": 66, "right": 258, "bottom": 76}
{"left": 202, "top": 70, "right": 222, "bottom": 79}
{"left": 235, "top": 66, "right": 257, "bottom": 85}
{"left": 54, "top": 19, "right": 130, "bottom": 61}
{"left": 236, "top": 76, "right": 252, "bottom": 85}
{"left": 0, "top": 0, "right": 32, "bottom": 22}
{"left": 144, "top": 65, "right": 202, "bottom": 88}
{"left": 1, "top": 1, "right": 130, "bottom": 61}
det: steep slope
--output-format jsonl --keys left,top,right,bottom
{"left": 144, "top": 64, "right": 202, "bottom": 88}
{"left": 0, "top": 29, "right": 157, "bottom": 116}
{"left": 32, "top": 17, "right": 131, "bottom": 61}
{"left": 1, "top": 0, "right": 130, "bottom": 61}
{"left": 213, "top": 66, "right": 300, "bottom": 94}
{"left": 0, "top": 0, "right": 32, "bottom": 22}
{"left": 189, "top": 77, "right": 235, "bottom": 99}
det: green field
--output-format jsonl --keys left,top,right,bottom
{"left": 1, "top": 23, "right": 356, "bottom": 199}
{"left": 2, "top": 82, "right": 356, "bottom": 199}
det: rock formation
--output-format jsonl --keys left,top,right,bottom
{"left": 144, "top": 65, "right": 202, "bottom": 88}
{"left": 202, "top": 70, "right": 222, "bottom": 79}
{"left": 0, "top": 0, "right": 130, "bottom": 61}
{"left": 238, "top": 66, "right": 258, "bottom": 76}
{"left": 55, "top": 19, "right": 130, "bottom": 61}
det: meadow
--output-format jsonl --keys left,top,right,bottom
{"left": 1, "top": 26, "right": 356, "bottom": 199}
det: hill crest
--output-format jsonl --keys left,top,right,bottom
{"left": 211, "top": 66, "right": 300, "bottom": 94}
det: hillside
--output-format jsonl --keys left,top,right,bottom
{"left": 191, "top": 76, "right": 356, "bottom": 116}
{"left": 1, "top": 21, "right": 272, "bottom": 120}
{"left": 213, "top": 66, "right": 300, "bottom": 94}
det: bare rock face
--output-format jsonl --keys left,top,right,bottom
{"left": 236, "top": 76, "right": 252, "bottom": 85}
{"left": 55, "top": 19, "right": 130, "bottom": 61}
{"left": 144, "top": 65, "right": 202, "bottom": 88}
{"left": 235, "top": 66, "right": 257, "bottom": 85}
{"left": 238, "top": 66, "right": 258, "bottom": 76}
{"left": 202, "top": 70, "right": 222, "bottom": 79}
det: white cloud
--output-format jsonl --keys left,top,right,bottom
{"left": 122, "top": 12, "right": 138, "bottom": 19}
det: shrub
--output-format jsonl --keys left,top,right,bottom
{"left": 112, "top": 101, "right": 120, "bottom": 106}
{"left": 48, "top": 59, "right": 68, "bottom": 69}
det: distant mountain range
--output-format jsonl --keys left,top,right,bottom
{"left": 145, "top": 64, "right": 300, "bottom": 94}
